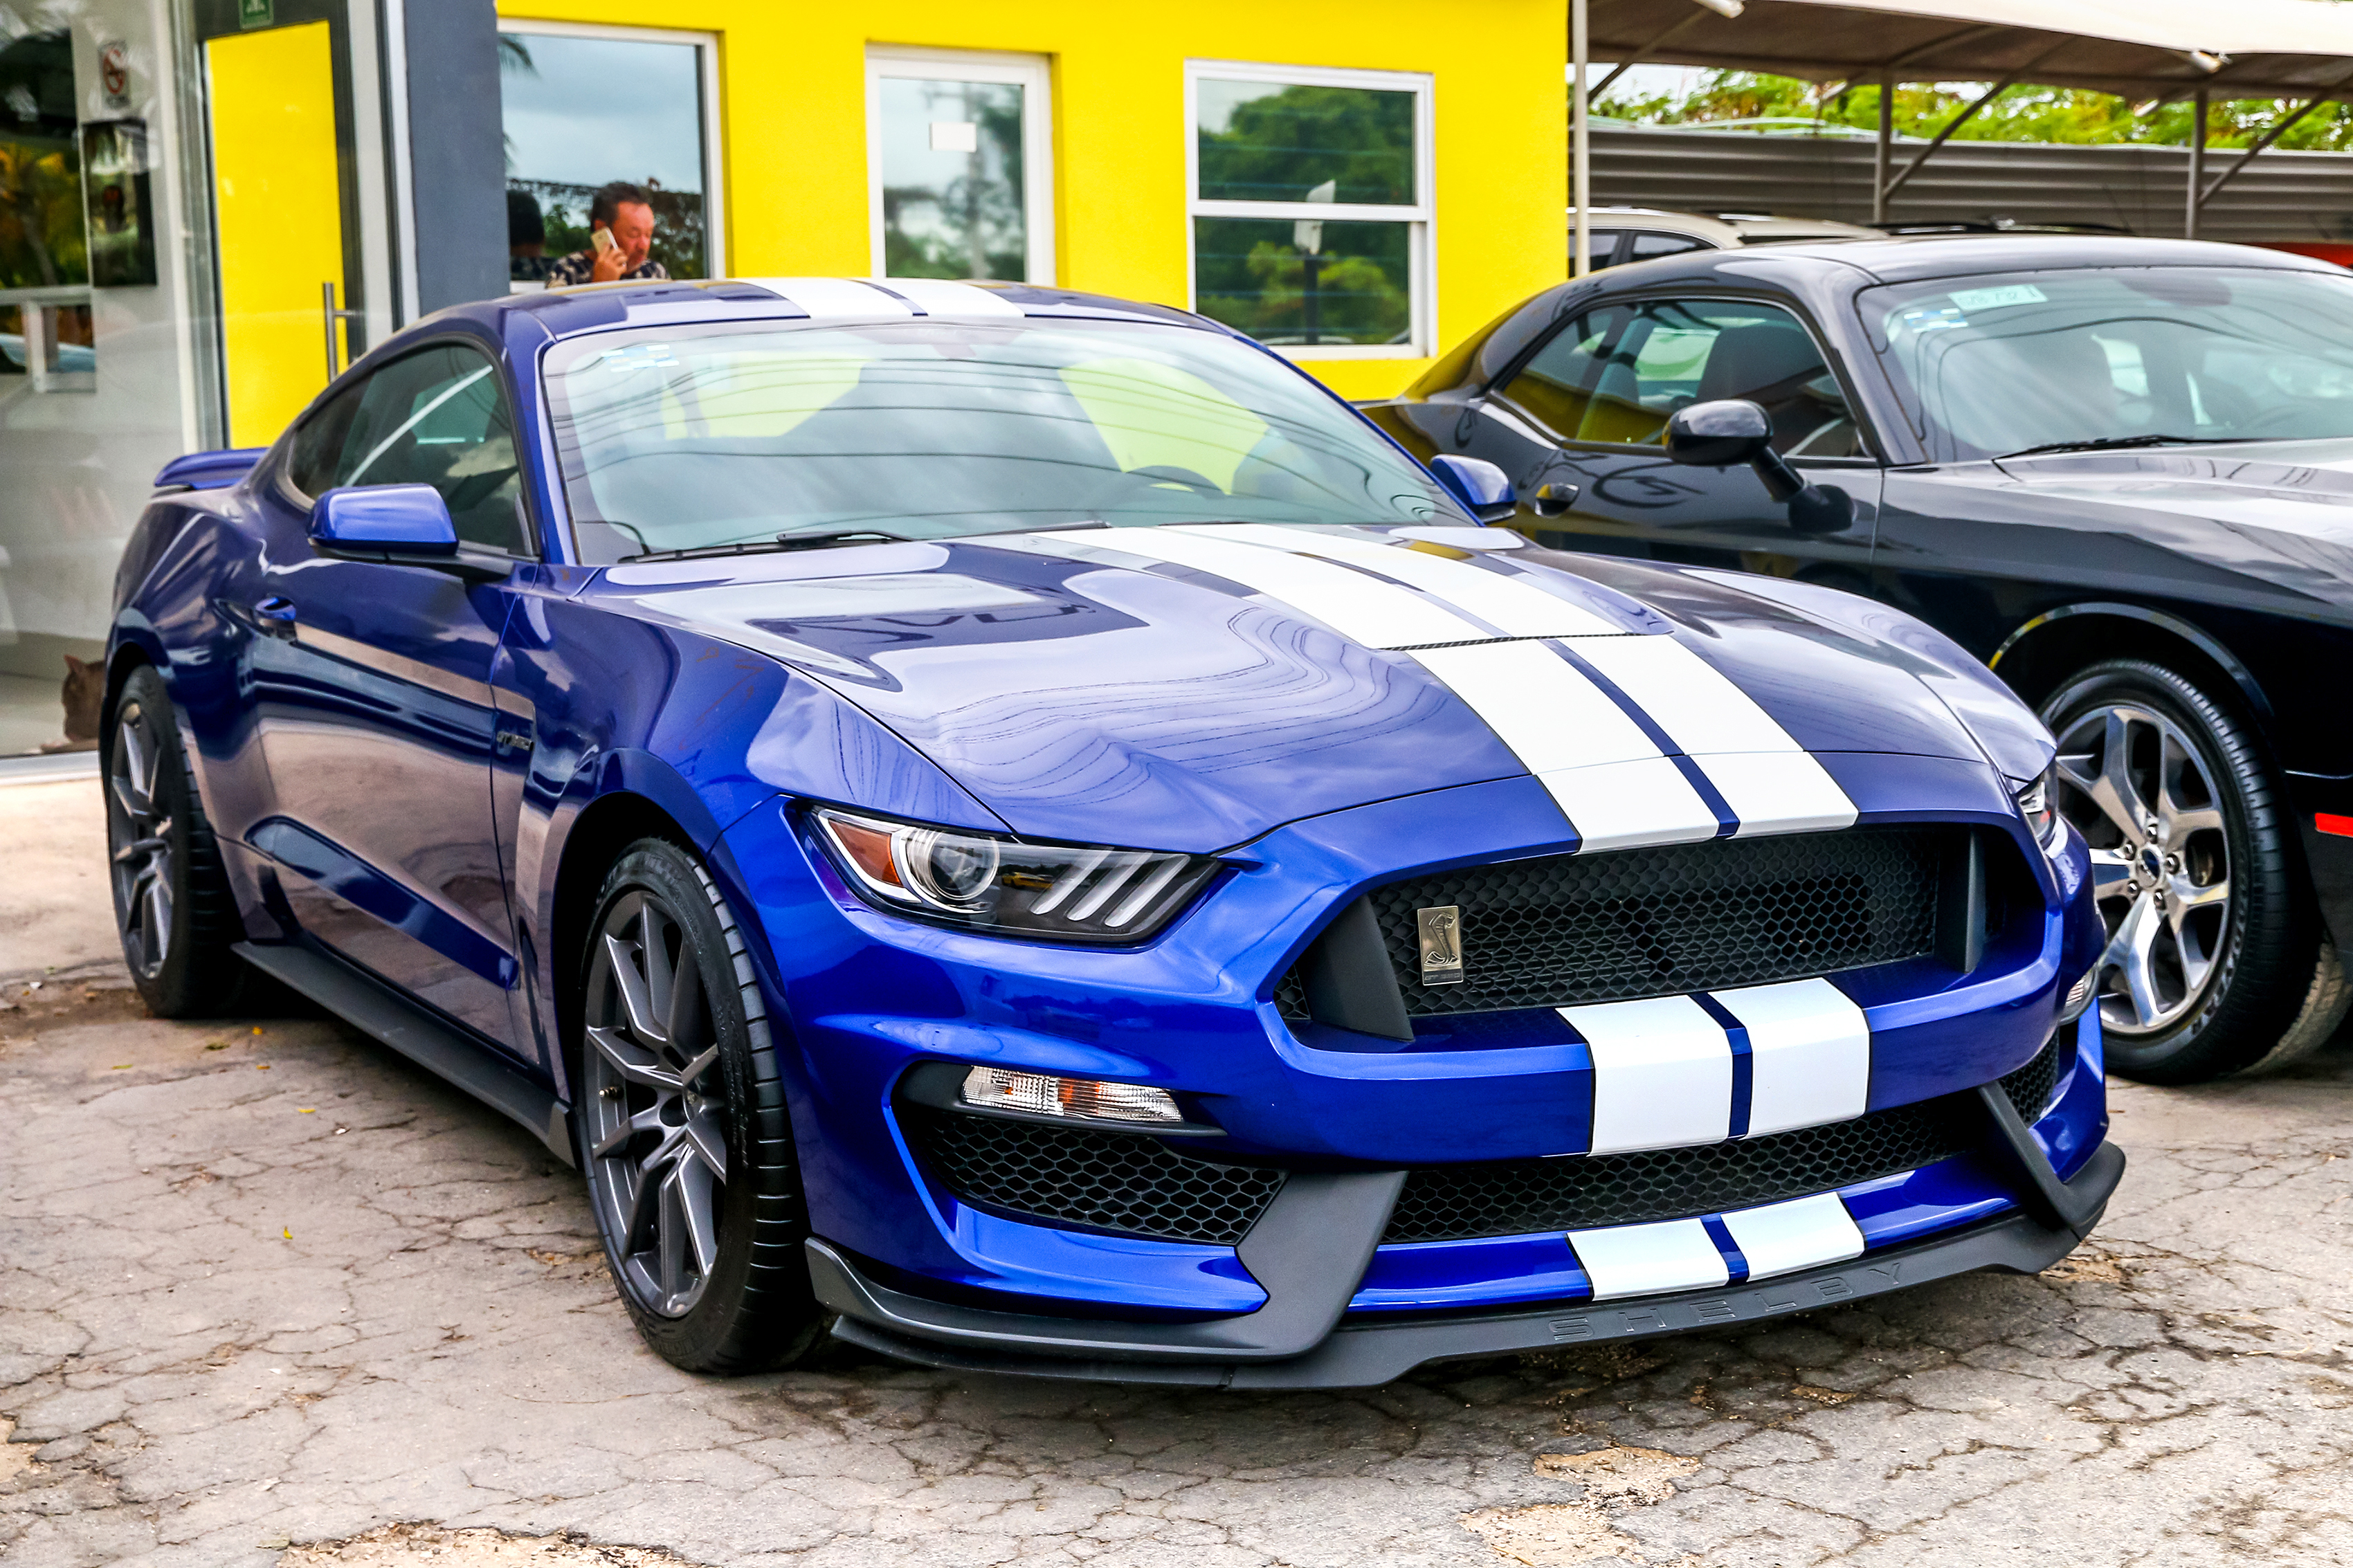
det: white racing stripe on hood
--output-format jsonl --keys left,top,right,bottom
{"left": 1406, "top": 642, "right": 1720, "bottom": 850}
{"left": 1050, "top": 524, "right": 1851, "bottom": 848}
{"left": 1169, "top": 522, "right": 1621, "bottom": 638}
{"left": 1089, "top": 525, "right": 1489, "bottom": 647}
{"left": 1571, "top": 635, "right": 1857, "bottom": 837}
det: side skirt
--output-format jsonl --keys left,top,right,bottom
{"left": 233, "top": 940, "right": 574, "bottom": 1165}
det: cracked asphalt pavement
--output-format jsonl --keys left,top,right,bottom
{"left": 4, "top": 787, "right": 2352, "bottom": 1566}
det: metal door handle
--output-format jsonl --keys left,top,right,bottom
{"left": 252, "top": 596, "right": 298, "bottom": 637}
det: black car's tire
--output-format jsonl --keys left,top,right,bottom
{"left": 103, "top": 664, "right": 256, "bottom": 1018}
{"left": 2042, "top": 659, "right": 2348, "bottom": 1083}
{"left": 574, "top": 838, "right": 830, "bottom": 1373}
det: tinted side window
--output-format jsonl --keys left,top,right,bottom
{"left": 1628, "top": 231, "right": 1710, "bottom": 263}
{"left": 1501, "top": 298, "right": 1863, "bottom": 456}
{"left": 309, "top": 345, "right": 529, "bottom": 553}
{"left": 287, "top": 383, "right": 362, "bottom": 498}
{"left": 1577, "top": 228, "right": 1627, "bottom": 271}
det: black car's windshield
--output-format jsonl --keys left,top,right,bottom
{"left": 1865, "top": 266, "right": 2353, "bottom": 462}
{"left": 542, "top": 318, "right": 1458, "bottom": 563}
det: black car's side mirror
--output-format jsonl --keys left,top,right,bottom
{"left": 1665, "top": 399, "right": 1855, "bottom": 536}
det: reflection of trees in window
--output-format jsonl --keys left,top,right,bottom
{"left": 1197, "top": 84, "right": 1415, "bottom": 205}
{"left": 1196, "top": 219, "right": 1411, "bottom": 347}
{"left": 881, "top": 80, "right": 1025, "bottom": 280}
{"left": 0, "top": 30, "right": 87, "bottom": 291}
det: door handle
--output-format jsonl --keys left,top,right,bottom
{"left": 252, "top": 596, "right": 299, "bottom": 638}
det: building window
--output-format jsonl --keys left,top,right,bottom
{"left": 498, "top": 21, "right": 723, "bottom": 283}
{"left": 868, "top": 48, "right": 1055, "bottom": 284}
{"left": 1187, "top": 61, "right": 1433, "bottom": 358}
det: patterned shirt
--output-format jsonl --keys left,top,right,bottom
{"left": 545, "top": 250, "right": 670, "bottom": 286}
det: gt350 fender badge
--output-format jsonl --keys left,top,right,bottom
{"left": 1417, "top": 904, "right": 1464, "bottom": 983}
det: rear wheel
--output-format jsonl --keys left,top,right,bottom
{"left": 104, "top": 664, "right": 254, "bottom": 1017}
{"left": 575, "top": 839, "right": 828, "bottom": 1372}
{"left": 2042, "top": 659, "right": 2347, "bottom": 1082}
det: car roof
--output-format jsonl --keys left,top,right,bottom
{"left": 1696, "top": 233, "right": 2343, "bottom": 284}
{"left": 484, "top": 276, "right": 1216, "bottom": 342}
{"left": 1567, "top": 206, "right": 1879, "bottom": 247}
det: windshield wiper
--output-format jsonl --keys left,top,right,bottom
{"left": 619, "top": 528, "right": 907, "bottom": 564}
{"left": 1996, "top": 434, "right": 2249, "bottom": 460}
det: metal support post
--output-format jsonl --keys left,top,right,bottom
{"left": 2186, "top": 87, "right": 2208, "bottom": 239}
{"left": 1873, "top": 75, "right": 1892, "bottom": 225}
{"left": 1572, "top": 0, "right": 1592, "bottom": 277}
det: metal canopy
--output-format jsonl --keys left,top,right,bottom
{"left": 1568, "top": 0, "right": 2353, "bottom": 262}
{"left": 1589, "top": 0, "right": 2353, "bottom": 99}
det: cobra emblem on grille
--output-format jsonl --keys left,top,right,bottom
{"left": 1417, "top": 904, "right": 1464, "bottom": 984}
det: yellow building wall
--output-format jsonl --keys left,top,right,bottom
{"left": 494, "top": 0, "right": 1568, "bottom": 400}
{"left": 207, "top": 21, "right": 346, "bottom": 448}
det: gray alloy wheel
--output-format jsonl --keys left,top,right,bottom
{"left": 100, "top": 664, "right": 257, "bottom": 1019}
{"left": 581, "top": 886, "right": 730, "bottom": 1319}
{"left": 108, "top": 700, "right": 176, "bottom": 981}
{"left": 2041, "top": 657, "right": 2347, "bottom": 1082}
{"left": 2053, "top": 701, "right": 2232, "bottom": 1037}
{"left": 572, "top": 840, "right": 831, "bottom": 1372}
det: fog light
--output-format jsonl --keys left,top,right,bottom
{"left": 959, "top": 1067, "right": 1184, "bottom": 1124}
{"left": 2060, "top": 965, "right": 2096, "bottom": 1023}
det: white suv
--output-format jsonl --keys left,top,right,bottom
{"left": 1570, "top": 206, "right": 1879, "bottom": 269}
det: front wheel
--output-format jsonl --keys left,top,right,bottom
{"left": 2042, "top": 659, "right": 2348, "bottom": 1082}
{"left": 575, "top": 839, "right": 829, "bottom": 1372}
{"left": 104, "top": 664, "right": 254, "bottom": 1017}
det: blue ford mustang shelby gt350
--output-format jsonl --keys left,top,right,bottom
{"left": 105, "top": 275, "right": 2118, "bottom": 1387}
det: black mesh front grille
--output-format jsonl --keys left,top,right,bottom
{"left": 1383, "top": 1032, "right": 2069, "bottom": 1244}
{"left": 908, "top": 1110, "right": 1285, "bottom": 1244}
{"left": 905, "top": 1031, "right": 2071, "bottom": 1250}
{"left": 1287, "top": 826, "right": 1952, "bottom": 1019}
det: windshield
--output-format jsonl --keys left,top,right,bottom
{"left": 542, "top": 318, "right": 1459, "bottom": 561}
{"left": 1866, "top": 266, "right": 2353, "bottom": 461}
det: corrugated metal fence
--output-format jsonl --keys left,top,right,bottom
{"left": 1590, "top": 124, "right": 2353, "bottom": 242}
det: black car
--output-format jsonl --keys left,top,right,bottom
{"left": 1365, "top": 235, "right": 2353, "bottom": 1084}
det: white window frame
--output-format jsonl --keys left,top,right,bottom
{"left": 1184, "top": 59, "right": 1435, "bottom": 361}
{"left": 495, "top": 18, "right": 727, "bottom": 277}
{"left": 866, "top": 46, "right": 1057, "bottom": 286}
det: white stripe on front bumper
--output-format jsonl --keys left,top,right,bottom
{"left": 1717, "top": 1192, "right": 1866, "bottom": 1280}
{"left": 1561, "top": 993, "right": 1733, "bottom": 1154}
{"left": 1709, "top": 977, "right": 1871, "bottom": 1138}
{"left": 1567, "top": 1217, "right": 1731, "bottom": 1300}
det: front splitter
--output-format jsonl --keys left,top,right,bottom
{"left": 815, "top": 1140, "right": 2125, "bottom": 1389}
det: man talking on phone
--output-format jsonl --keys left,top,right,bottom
{"left": 547, "top": 181, "right": 669, "bottom": 286}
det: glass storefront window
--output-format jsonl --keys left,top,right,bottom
{"left": 867, "top": 49, "right": 1054, "bottom": 284}
{"left": 498, "top": 24, "right": 721, "bottom": 284}
{"left": 1187, "top": 63, "right": 1430, "bottom": 358}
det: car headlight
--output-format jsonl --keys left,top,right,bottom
{"left": 2016, "top": 766, "right": 2064, "bottom": 855}
{"left": 812, "top": 808, "right": 1220, "bottom": 942}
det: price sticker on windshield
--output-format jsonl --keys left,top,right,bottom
{"left": 1949, "top": 284, "right": 2048, "bottom": 313}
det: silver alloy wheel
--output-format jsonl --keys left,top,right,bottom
{"left": 581, "top": 889, "right": 728, "bottom": 1318}
{"left": 2052, "top": 702, "right": 2232, "bottom": 1037}
{"left": 107, "top": 704, "right": 175, "bottom": 979}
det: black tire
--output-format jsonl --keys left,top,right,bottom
{"left": 103, "top": 664, "right": 256, "bottom": 1017}
{"left": 573, "top": 838, "right": 829, "bottom": 1373}
{"left": 2042, "top": 659, "right": 2348, "bottom": 1083}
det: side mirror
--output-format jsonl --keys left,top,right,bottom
{"left": 309, "top": 484, "right": 458, "bottom": 557}
{"left": 1664, "top": 399, "right": 1855, "bottom": 536}
{"left": 1428, "top": 454, "right": 1517, "bottom": 525}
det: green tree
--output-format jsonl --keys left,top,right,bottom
{"left": 1595, "top": 71, "right": 2353, "bottom": 151}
